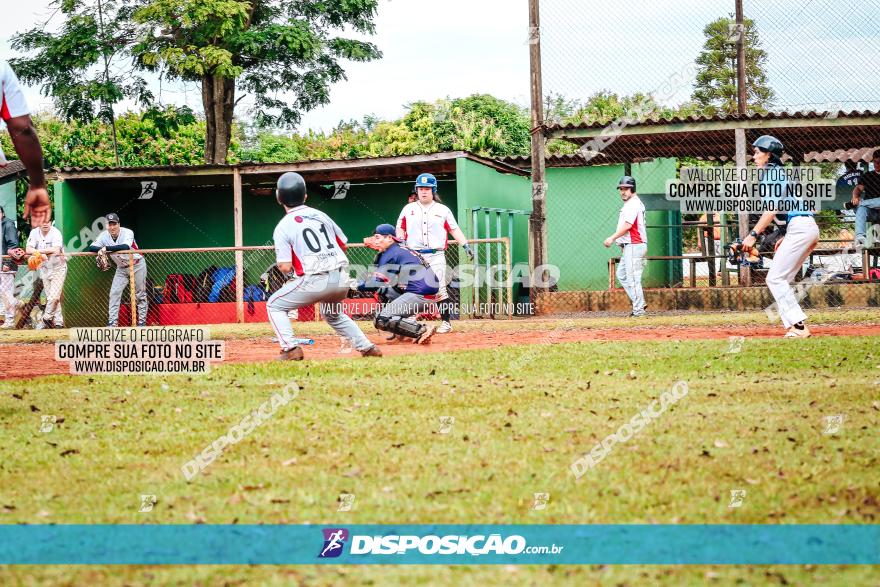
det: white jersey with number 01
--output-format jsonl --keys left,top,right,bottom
{"left": 274, "top": 205, "right": 349, "bottom": 276}
{"left": 396, "top": 201, "right": 460, "bottom": 250}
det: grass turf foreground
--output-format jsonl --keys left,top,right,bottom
{"left": 1, "top": 334, "right": 878, "bottom": 585}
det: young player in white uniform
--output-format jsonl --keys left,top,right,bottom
{"left": 1, "top": 59, "right": 50, "bottom": 227}
{"left": 26, "top": 220, "right": 66, "bottom": 328}
{"left": 604, "top": 176, "right": 648, "bottom": 317}
{"left": 86, "top": 213, "right": 148, "bottom": 327}
{"left": 396, "top": 173, "right": 473, "bottom": 333}
{"left": 267, "top": 172, "right": 381, "bottom": 361}
{"left": 740, "top": 135, "right": 819, "bottom": 338}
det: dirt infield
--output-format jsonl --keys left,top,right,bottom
{"left": 3, "top": 322, "right": 880, "bottom": 380}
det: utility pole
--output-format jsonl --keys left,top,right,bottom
{"left": 528, "top": 0, "right": 549, "bottom": 305}
{"left": 734, "top": 0, "right": 750, "bottom": 285}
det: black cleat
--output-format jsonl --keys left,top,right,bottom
{"left": 278, "top": 347, "right": 304, "bottom": 361}
{"left": 360, "top": 345, "right": 383, "bottom": 357}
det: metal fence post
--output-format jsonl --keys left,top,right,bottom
{"left": 128, "top": 250, "right": 136, "bottom": 327}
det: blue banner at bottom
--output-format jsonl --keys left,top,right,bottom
{"left": 0, "top": 525, "right": 877, "bottom": 565}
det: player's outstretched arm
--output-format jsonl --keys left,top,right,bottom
{"left": 7, "top": 115, "right": 49, "bottom": 227}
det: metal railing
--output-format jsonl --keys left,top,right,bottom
{"left": 0, "top": 239, "right": 511, "bottom": 330}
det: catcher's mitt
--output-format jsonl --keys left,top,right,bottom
{"left": 27, "top": 253, "right": 45, "bottom": 271}
{"left": 727, "top": 240, "right": 761, "bottom": 267}
{"left": 95, "top": 249, "right": 112, "bottom": 272}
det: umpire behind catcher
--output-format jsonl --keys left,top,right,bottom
{"left": 86, "top": 213, "right": 148, "bottom": 327}
{"left": 357, "top": 223, "right": 439, "bottom": 344}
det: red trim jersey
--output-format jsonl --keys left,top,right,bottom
{"left": 396, "top": 201, "right": 460, "bottom": 250}
{"left": 615, "top": 195, "right": 647, "bottom": 245}
{"left": 273, "top": 205, "right": 349, "bottom": 276}
{"left": 0, "top": 60, "right": 29, "bottom": 122}
{"left": 0, "top": 60, "right": 30, "bottom": 164}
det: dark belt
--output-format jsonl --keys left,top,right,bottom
{"left": 416, "top": 248, "right": 443, "bottom": 254}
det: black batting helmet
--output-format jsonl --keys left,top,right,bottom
{"left": 276, "top": 172, "right": 307, "bottom": 207}
{"left": 753, "top": 135, "right": 784, "bottom": 157}
{"left": 617, "top": 175, "right": 636, "bottom": 190}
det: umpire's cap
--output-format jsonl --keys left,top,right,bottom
{"left": 617, "top": 175, "right": 637, "bottom": 190}
{"left": 276, "top": 172, "right": 307, "bottom": 207}
{"left": 753, "top": 135, "right": 784, "bottom": 157}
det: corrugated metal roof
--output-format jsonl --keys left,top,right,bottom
{"left": 544, "top": 109, "right": 880, "bottom": 162}
{"left": 52, "top": 151, "right": 528, "bottom": 180}
{"left": 0, "top": 160, "right": 26, "bottom": 183}
{"left": 546, "top": 109, "right": 880, "bottom": 133}
{"left": 501, "top": 153, "right": 657, "bottom": 168}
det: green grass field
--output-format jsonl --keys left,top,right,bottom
{"left": 1, "top": 318, "right": 879, "bottom": 585}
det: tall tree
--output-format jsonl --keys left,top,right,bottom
{"left": 12, "top": 0, "right": 382, "bottom": 164}
{"left": 10, "top": 0, "right": 153, "bottom": 165}
{"left": 692, "top": 16, "right": 775, "bottom": 115}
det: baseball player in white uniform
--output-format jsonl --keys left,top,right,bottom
{"left": 396, "top": 173, "right": 473, "bottom": 333}
{"left": 86, "top": 213, "right": 148, "bottom": 327}
{"left": 25, "top": 220, "right": 66, "bottom": 328}
{"left": 268, "top": 172, "right": 381, "bottom": 361}
{"left": 604, "top": 175, "right": 648, "bottom": 317}
{"left": 740, "top": 135, "right": 819, "bottom": 338}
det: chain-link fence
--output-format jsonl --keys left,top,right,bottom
{"left": 530, "top": 0, "right": 880, "bottom": 314}
{"left": 0, "top": 239, "right": 510, "bottom": 330}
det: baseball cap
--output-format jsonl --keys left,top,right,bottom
{"left": 106, "top": 213, "right": 120, "bottom": 223}
{"left": 374, "top": 223, "right": 400, "bottom": 240}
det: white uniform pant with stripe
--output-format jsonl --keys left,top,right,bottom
{"left": 0, "top": 270, "right": 16, "bottom": 322}
{"left": 422, "top": 251, "right": 448, "bottom": 301}
{"left": 40, "top": 264, "right": 67, "bottom": 326}
{"left": 267, "top": 270, "right": 372, "bottom": 352}
{"left": 617, "top": 243, "right": 647, "bottom": 315}
{"left": 766, "top": 215, "right": 819, "bottom": 328}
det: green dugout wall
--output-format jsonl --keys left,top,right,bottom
{"left": 52, "top": 153, "right": 683, "bottom": 325}
{"left": 545, "top": 158, "right": 681, "bottom": 291}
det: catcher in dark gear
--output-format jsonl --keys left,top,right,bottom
{"left": 357, "top": 224, "right": 439, "bottom": 344}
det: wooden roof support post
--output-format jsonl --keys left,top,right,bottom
{"left": 735, "top": 0, "right": 751, "bottom": 286}
{"left": 233, "top": 167, "right": 245, "bottom": 323}
{"left": 528, "top": 0, "right": 549, "bottom": 306}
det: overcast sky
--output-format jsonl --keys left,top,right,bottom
{"left": 1, "top": 0, "right": 877, "bottom": 133}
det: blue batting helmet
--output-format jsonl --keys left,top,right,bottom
{"left": 414, "top": 173, "right": 438, "bottom": 194}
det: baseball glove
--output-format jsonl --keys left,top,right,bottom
{"left": 727, "top": 240, "right": 761, "bottom": 267}
{"left": 95, "top": 249, "right": 112, "bottom": 272}
{"left": 27, "top": 253, "right": 45, "bottom": 271}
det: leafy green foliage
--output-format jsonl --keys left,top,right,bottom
{"left": 10, "top": 0, "right": 152, "bottom": 123}
{"left": 11, "top": 0, "right": 383, "bottom": 162}
{"left": 132, "top": 0, "right": 382, "bottom": 128}
{"left": 692, "top": 16, "right": 775, "bottom": 115}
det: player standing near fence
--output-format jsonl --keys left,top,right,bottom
{"left": 604, "top": 176, "right": 648, "bottom": 317}
{"left": 268, "top": 172, "right": 381, "bottom": 361}
{"left": 86, "top": 213, "right": 148, "bottom": 327}
{"left": 25, "top": 220, "right": 66, "bottom": 328}
{"left": 740, "top": 135, "right": 819, "bottom": 338}
{"left": 396, "top": 173, "right": 473, "bottom": 333}
{"left": 0, "top": 206, "right": 21, "bottom": 328}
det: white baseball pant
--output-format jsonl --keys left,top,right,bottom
{"left": 617, "top": 243, "right": 647, "bottom": 315}
{"left": 40, "top": 264, "right": 67, "bottom": 326}
{"left": 766, "top": 215, "right": 819, "bottom": 328}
